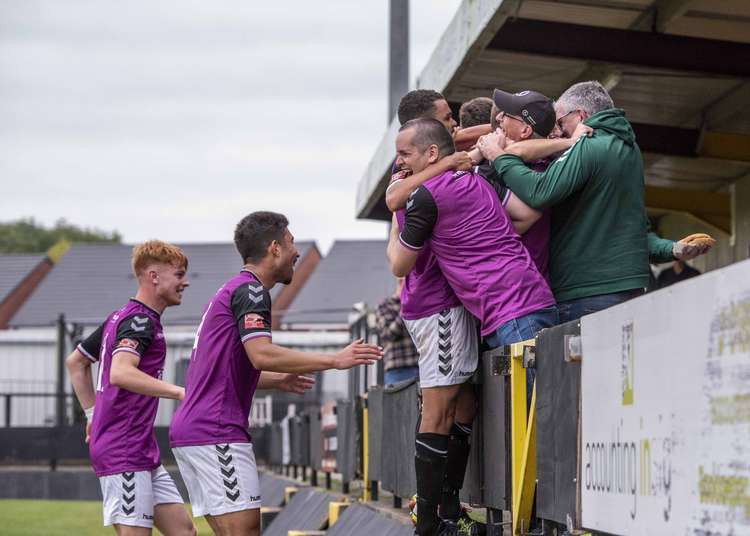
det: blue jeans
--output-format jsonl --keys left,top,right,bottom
{"left": 384, "top": 365, "right": 419, "bottom": 385}
{"left": 485, "top": 306, "right": 559, "bottom": 406}
{"left": 485, "top": 306, "right": 559, "bottom": 348}
{"left": 557, "top": 289, "right": 643, "bottom": 324}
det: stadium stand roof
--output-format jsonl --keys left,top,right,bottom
{"left": 281, "top": 240, "right": 395, "bottom": 329}
{"left": 9, "top": 241, "right": 317, "bottom": 327}
{"left": 357, "top": 0, "right": 750, "bottom": 237}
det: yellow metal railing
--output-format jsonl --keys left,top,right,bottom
{"left": 509, "top": 340, "right": 537, "bottom": 536}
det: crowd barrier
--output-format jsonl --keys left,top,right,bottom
{"left": 251, "top": 322, "right": 582, "bottom": 535}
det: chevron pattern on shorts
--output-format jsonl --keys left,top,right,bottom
{"left": 216, "top": 444, "right": 241, "bottom": 501}
{"left": 438, "top": 309, "right": 453, "bottom": 376}
{"left": 121, "top": 472, "right": 136, "bottom": 515}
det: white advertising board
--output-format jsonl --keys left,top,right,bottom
{"left": 581, "top": 259, "right": 750, "bottom": 535}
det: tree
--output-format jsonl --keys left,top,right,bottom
{"left": 0, "top": 218, "right": 122, "bottom": 253}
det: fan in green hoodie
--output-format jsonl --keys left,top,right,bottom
{"left": 481, "top": 81, "right": 709, "bottom": 315}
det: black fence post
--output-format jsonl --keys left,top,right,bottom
{"left": 56, "top": 314, "right": 66, "bottom": 427}
{"left": 4, "top": 394, "right": 11, "bottom": 427}
{"left": 325, "top": 472, "right": 331, "bottom": 490}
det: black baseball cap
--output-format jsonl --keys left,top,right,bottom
{"left": 492, "top": 88, "right": 555, "bottom": 137}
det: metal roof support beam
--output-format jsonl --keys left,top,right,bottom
{"left": 488, "top": 18, "right": 750, "bottom": 78}
{"left": 702, "top": 81, "right": 750, "bottom": 130}
{"left": 630, "top": 0, "right": 696, "bottom": 33}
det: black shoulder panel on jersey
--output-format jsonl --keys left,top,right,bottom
{"left": 476, "top": 161, "right": 509, "bottom": 203}
{"left": 77, "top": 322, "right": 104, "bottom": 362}
{"left": 399, "top": 185, "right": 438, "bottom": 250}
{"left": 114, "top": 313, "right": 155, "bottom": 357}
{"left": 230, "top": 281, "right": 272, "bottom": 342}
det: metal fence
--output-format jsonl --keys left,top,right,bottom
{"left": 247, "top": 320, "right": 582, "bottom": 535}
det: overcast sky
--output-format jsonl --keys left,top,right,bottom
{"left": 0, "top": 0, "right": 462, "bottom": 253}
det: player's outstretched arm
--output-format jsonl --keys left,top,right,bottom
{"left": 454, "top": 124, "right": 492, "bottom": 151}
{"left": 385, "top": 151, "right": 473, "bottom": 212}
{"left": 257, "top": 371, "right": 315, "bottom": 395}
{"left": 244, "top": 337, "right": 382, "bottom": 373}
{"left": 110, "top": 353, "right": 184, "bottom": 400}
{"left": 66, "top": 348, "right": 96, "bottom": 443}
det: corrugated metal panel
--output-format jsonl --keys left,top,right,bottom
{"left": 262, "top": 487, "right": 342, "bottom": 536}
{"left": 327, "top": 504, "right": 413, "bottom": 536}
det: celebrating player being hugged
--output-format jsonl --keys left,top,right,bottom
{"left": 169, "top": 211, "right": 382, "bottom": 536}
{"left": 66, "top": 241, "right": 196, "bottom": 536}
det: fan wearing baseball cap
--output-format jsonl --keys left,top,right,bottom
{"left": 478, "top": 81, "right": 713, "bottom": 323}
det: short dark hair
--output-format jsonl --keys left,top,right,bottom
{"left": 234, "top": 211, "right": 289, "bottom": 263}
{"left": 459, "top": 97, "right": 493, "bottom": 128}
{"left": 397, "top": 89, "right": 445, "bottom": 125}
{"left": 399, "top": 118, "right": 456, "bottom": 158}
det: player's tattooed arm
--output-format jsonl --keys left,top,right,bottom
{"left": 109, "top": 315, "right": 184, "bottom": 400}
{"left": 385, "top": 151, "right": 473, "bottom": 212}
{"left": 257, "top": 371, "right": 315, "bottom": 395}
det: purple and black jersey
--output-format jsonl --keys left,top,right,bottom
{"left": 82, "top": 299, "right": 166, "bottom": 477}
{"left": 399, "top": 170, "right": 555, "bottom": 336}
{"left": 76, "top": 323, "right": 104, "bottom": 362}
{"left": 475, "top": 158, "right": 551, "bottom": 280}
{"left": 169, "top": 270, "right": 268, "bottom": 448}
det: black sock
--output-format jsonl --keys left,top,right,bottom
{"left": 415, "top": 433, "right": 449, "bottom": 536}
{"left": 440, "top": 422, "right": 472, "bottom": 520}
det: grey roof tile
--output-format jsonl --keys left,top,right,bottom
{"left": 0, "top": 254, "right": 45, "bottom": 303}
{"left": 10, "top": 241, "right": 315, "bottom": 327}
{"left": 282, "top": 240, "right": 394, "bottom": 326}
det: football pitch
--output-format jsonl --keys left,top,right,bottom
{"left": 0, "top": 500, "right": 213, "bottom": 535}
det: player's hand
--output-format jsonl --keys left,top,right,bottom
{"left": 333, "top": 339, "right": 383, "bottom": 370}
{"left": 572, "top": 123, "right": 593, "bottom": 140}
{"left": 477, "top": 129, "right": 507, "bottom": 162}
{"left": 447, "top": 151, "right": 473, "bottom": 172}
{"left": 176, "top": 386, "right": 186, "bottom": 401}
{"left": 279, "top": 373, "right": 315, "bottom": 395}
{"left": 85, "top": 420, "right": 92, "bottom": 444}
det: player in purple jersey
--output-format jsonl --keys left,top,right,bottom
{"left": 387, "top": 119, "right": 558, "bottom": 536}
{"left": 170, "top": 211, "right": 382, "bottom": 536}
{"left": 66, "top": 241, "right": 196, "bottom": 536}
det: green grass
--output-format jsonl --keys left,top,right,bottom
{"left": 0, "top": 500, "right": 214, "bottom": 535}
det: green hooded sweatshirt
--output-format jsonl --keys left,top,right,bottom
{"left": 493, "top": 108, "right": 674, "bottom": 303}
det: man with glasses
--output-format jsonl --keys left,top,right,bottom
{"left": 478, "top": 81, "right": 712, "bottom": 322}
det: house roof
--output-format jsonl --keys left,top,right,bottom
{"left": 0, "top": 254, "right": 44, "bottom": 303}
{"left": 282, "top": 240, "right": 395, "bottom": 328}
{"left": 9, "top": 241, "right": 317, "bottom": 327}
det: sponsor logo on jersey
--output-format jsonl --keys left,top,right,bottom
{"left": 244, "top": 313, "right": 266, "bottom": 329}
{"left": 117, "top": 338, "right": 139, "bottom": 351}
